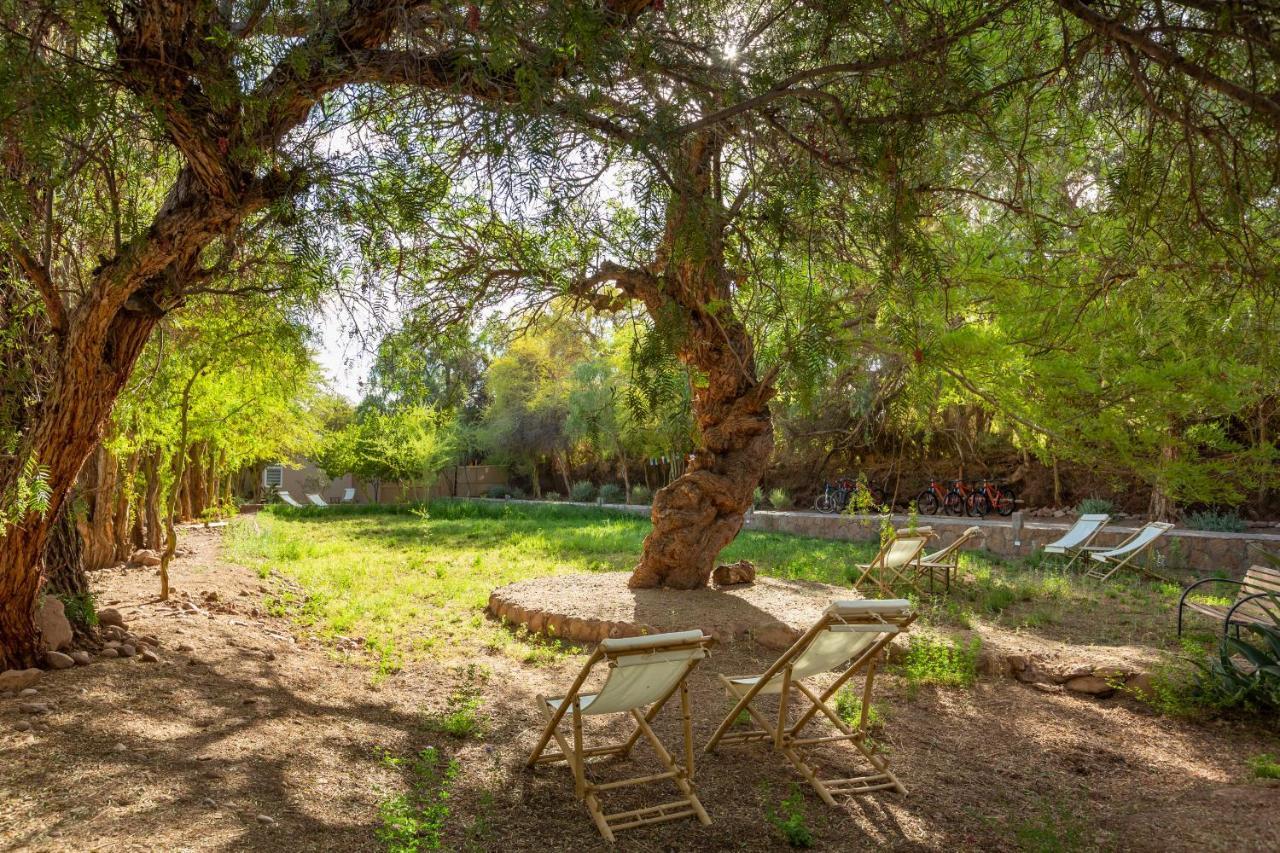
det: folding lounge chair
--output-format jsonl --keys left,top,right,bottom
{"left": 1042, "top": 513, "right": 1111, "bottom": 570}
{"left": 705, "top": 599, "right": 915, "bottom": 807}
{"left": 528, "top": 630, "right": 713, "bottom": 841}
{"left": 306, "top": 493, "right": 329, "bottom": 507}
{"left": 918, "top": 526, "right": 983, "bottom": 593}
{"left": 341, "top": 487, "right": 356, "bottom": 503}
{"left": 851, "top": 534, "right": 930, "bottom": 596}
{"left": 1086, "top": 521, "right": 1174, "bottom": 582}
{"left": 276, "top": 491, "right": 304, "bottom": 508}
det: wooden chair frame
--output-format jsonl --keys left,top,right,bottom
{"left": 527, "top": 634, "right": 712, "bottom": 842}
{"left": 851, "top": 536, "right": 930, "bottom": 597}
{"left": 918, "top": 526, "right": 983, "bottom": 593}
{"left": 704, "top": 603, "right": 916, "bottom": 807}
{"left": 1084, "top": 521, "right": 1174, "bottom": 582}
{"left": 1042, "top": 513, "right": 1111, "bottom": 571}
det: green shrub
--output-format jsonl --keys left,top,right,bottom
{"left": 1183, "top": 509, "right": 1247, "bottom": 533}
{"left": 507, "top": 485, "right": 526, "bottom": 500}
{"left": 598, "top": 483, "right": 626, "bottom": 504}
{"left": 753, "top": 486, "right": 764, "bottom": 508}
{"left": 1190, "top": 600, "right": 1280, "bottom": 713}
{"left": 1248, "top": 753, "right": 1280, "bottom": 780}
{"left": 898, "top": 635, "right": 981, "bottom": 689}
{"left": 1076, "top": 497, "right": 1115, "bottom": 515}
{"left": 484, "top": 485, "right": 510, "bottom": 499}
{"left": 569, "top": 481, "right": 597, "bottom": 502}
{"left": 55, "top": 592, "right": 98, "bottom": 628}
{"left": 629, "top": 485, "right": 652, "bottom": 504}
{"left": 543, "top": 491, "right": 561, "bottom": 501}
{"left": 768, "top": 488, "right": 792, "bottom": 509}
{"left": 766, "top": 786, "right": 814, "bottom": 848}
{"left": 834, "top": 688, "right": 882, "bottom": 731}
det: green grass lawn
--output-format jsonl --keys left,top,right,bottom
{"left": 224, "top": 500, "right": 1205, "bottom": 674}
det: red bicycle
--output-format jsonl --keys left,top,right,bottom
{"left": 917, "top": 479, "right": 963, "bottom": 516}
{"left": 968, "top": 479, "right": 1017, "bottom": 517}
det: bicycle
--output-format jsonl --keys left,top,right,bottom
{"left": 814, "top": 476, "right": 885, "bottom": 513}
{"left": 916, "top": 478, "right": 958, "bottom": 516}
{"left": 944, "top": 479, "right": 976, "bottom": 517}
{"left": 968, "top": 479, "right": 1017, "bottom": 517}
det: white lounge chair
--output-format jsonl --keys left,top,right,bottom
{"left": 341, "top": 487, "right": 356, "bottom": 503}
{"left": 705, "top": 599, "right": 915, "bottom": 807}
{"left": 1086, "top": 521, "right": 1174, "bottom": 582}
{"left": 1042, "top": 513, "right": 1111, "bottom": 570}
{"left": 527, "top": 630, "right": 713, "bottom": 841}
{"left": 306, "top": 493, "right": 329, "bottom": 507}
{"left": 276, "top": 491, "right": 304, "bottom": 508}
{"left": 851, "top": 533, "right": 931, "bottom": 596}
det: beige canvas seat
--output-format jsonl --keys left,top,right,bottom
{"left": 851, "top": 534, "right": 930, "bottom": 596}
{"left": 527, "top": 630, "right": 713, "bottom": 841}
{"left": 918, "top": 525, "right": 983, "bottom": 592}
{"left": 705, "top": 600, "right": 915, "bottom": 807}
{"left": 1042, "top": 513, "right": 1111, "bottom": 570}
{"left": 1085, "top": 521, "right": 1174, "bottom": 581}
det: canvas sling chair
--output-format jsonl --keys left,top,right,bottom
{"left": 1085, "top": 521, "right": 1175, "bottom": 582}
{"left": 527, "top": 630, "right": 713, "bottom": 842}
{"left": 1042, "top": 513, "right": 1111, "bottom": 570}
{"left": 306, "top": 493, "right": 329, "bottom": 507}
{"left": 705, "top": 599, "right": 915, "bottom": 807}
{"left": 275, "top": 490, "right": 304, "bottom": 507}
{"left": 850, "top": 534, "right": 930, "bottom": 597}
{"left": 918, "top": 525, "right": 983, "bottom": 593}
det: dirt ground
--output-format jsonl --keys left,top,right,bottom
{"left": 2, "top": 528, "right": 1279, "bottom": 852}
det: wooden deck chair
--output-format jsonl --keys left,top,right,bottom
{"left": 919, "top": 526, "right": 983, "bottom": 593}
{"left": 1085, "top": 521, "right": 1174, "bottom": 582}
{"left": 705, "top": 599, "right": 915, "bottom": 807}
{"left": 341, "top": 487, "right": 356, "bottom": 503}
{"left": 306, "top": 493, "right": 329, "bottom": 507}
{"left": 1042, "top": 513, "right": 1111, "bottom": 570}
{"left": 851, "top": 534, "right": 930, "bottom": 596}
{"left": 528, "top": 630, "right": 713, "bottom": 842}
{"left": 276, "top": 490, "right": 304, "bottom": 507}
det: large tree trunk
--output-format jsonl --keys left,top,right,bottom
{"left": 627, "top": 134, "right": 775, "bottom": 590}
{"left": 78, "top": 446, "right": 120, "bottom": 571}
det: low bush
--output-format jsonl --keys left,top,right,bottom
{"left": 1076, "top": 497, "right": 1115, "bottom": 515}
{"left": 898, "top": 635, "right": 981, "bottom": 689}
{"left": 1248, "top": 753, "right": 1280, "bottom": 780}
{"left": 629, "top": 484, "right": 652, "bottom": 504}
{"left": 598, "top": 483, "right": 626, "bottom": 504}
{"left": 569, "top": 480, "right": 597, "bottom": 502}
{"left": 543, "top": 491, "right": 561, "bottom": 501}
{"left": 1183, "top": 509, "right": 1247, "bottom": 533}
{"left": 753, "top": 486, "right": 764, "bottom": 508}
{"left": 484, "top": 485, "right": 510, "bottom": 499}
{"left": 768, "top": 488, "right": 792, "bottom": 509}
{"left": 766, "top": 785, "right": 814, "bottom": 848}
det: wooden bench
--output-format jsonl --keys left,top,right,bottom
{"left": 1178, "top": 565, "right": 1280, "bottom": 638}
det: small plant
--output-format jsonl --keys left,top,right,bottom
{"left": 483, "top": 485, "right": 510, "bottom": 499}
{"left": 506, "top": 485, "right": 526, "bottom": 500}
{"left": 422, "top": 665, "right": 490, "bottom": 739}
{"left": 898, "top": 635, "right": 981, "bottom": 689}
{"left": 1247, "top": 753, "right": 1280, "bottom": 780}
{"left": 376, "top": 746, "right": 459, "bottom": 852}
{"left": 766, "top": 785, "right": 814, "bottom": 848}
{"left": 569, "top": 480, "right": 597, "bottom": 502}
{"left": 1075, "top": 497, "right": 1115, "bottom": 515}
{"left": 1013, "top": 800, "right": 1087, "bottom": 852}
{"left": 834, "top": 687, "right": 882, "bottom": 732}
{"left": 543, "top": 491, "right": 561, "bottom": 501}
{"left": 1183, "top": 509, "right": 1247, "bottom": 533}
{"left": 55, "top": 592, "right": 98, "bottom": 628}
{"left": 598, "top": 483, "right": 626, "bottom": 504}
{"left": 768, "top": 488, "right": 792, "bottom": 509}
{"left": 629, "top": 484, "right": 652, "bottom": 504}
{"left": 753, "top": 486, "right": 765, "bottom": 508}
{"left": 1190, "top": 598, "right": 1280, "bottom": 714}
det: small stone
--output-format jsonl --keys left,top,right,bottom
{"left": 97, "top": 608, "right": 126, "bottom": 628}
{"left": 14, "top": 720, "right": 32, "bottom": 732}
{"left": 45, "top": 651, "right": 75, "bottom": 670}
{"left": 1031, "top": 682, "right": 1063, "bottom": 694}
{"left": 19, "top": 687, "right": 38, "bottom": 697}
{"left": 129, "top": 549, "right": 162, "bottom": 567}
{"left": 138, "top": 635, "right": 160, "bottom": 647}
{"left": 256, "top": 815, "right": 275, "bottom": 825}
{"left": 98, "top": 648, "right": 119, "bottom": 659}
{"left": 201, "top": 797, "right": 216, "bottom": 807}
{"left": 118, "top": 644, "right": 136, "bottom": 658}
{"left": 0, "top": 668, "right": 42, "bottom": 692}
{"left": 113, "top": 742, "right": 128, "bottom": 753}
{"left": 712, "top": 559, "right": 757, "bottom": 586}
{"left": 69, "top": 650, "right": 92, "bottom": 666}
{"left": 139, "top": 648, "right": 160, "bottom": 663}
{"left": 176, "top": 643, "right": 194, "bottom": 652}
{"left": 19, "top": 702, "right": 50, "bottom": 714}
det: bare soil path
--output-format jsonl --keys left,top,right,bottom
{"left": 2, "top": 529, "right": 1278, "bottom": 851}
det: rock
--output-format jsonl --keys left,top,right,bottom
{"left": 118, "top": 644, "right": 136, "bottom": 658}
{"left": 754, "top": 621, "right": 799, "bottom": 650}
{"left": 1063, "top": 675, "right": 1116, "bottom": 697}
{"left": 201, "top": 797, "right": 216, "bottom": 807}
{"left": 175, "top": 643, "right": 194, "bottom": 653}
{"left": 19, "top": 687, "right": 38, "bottom": 697}
{"left": 1031, "top": 682, "right": 1063, "bottom": 694}
{"left": 113, "top": 742, "right": 128, "bottom": 753}
{"left": 45, "top": 651, "right": 75, "bottom": 670}
{"left": 139, "top": 648, "right": 160, "bottom": 663}
{"left": 1124, "top": 672, "right": 1155, "bottom": 698}
{"left": 256, "top": 815, "right": 276, "bottom": 825}
{"left": 97, "top": 608, "right": 126, "bottom": 629}
{"left": 36, "top": 597, "right": 73, "bottom": 652}
{"left": 101, "top": 626, "right": 127, "bottom": 641}
{"left": 69, "top": 651, "right": 91, "bottom": 666}
{"left": 98, "top": 648, "right": 119, "bottom": 658}
{"left": 14, "top": 720, "right": 32, "bottom": 732}
{"left": 1052, "top": 509, "right": 1066, "bottom": 518}
{"left": 138, "top": 635, "right": 160, "bottom": 647}
{"left": 0, "top": 668, "right": 42, "bottom": 692}
{"left": 713, "top": 559, "right": 757, "bottom": 586}
{"left": 19, "top": 702, "right": 51, "bottom": 714}
{"left": 104, "top": 640, "right": 122, "bottom": 650}
{"left": 129, "top": 549, "right": 162, "bottom": 567}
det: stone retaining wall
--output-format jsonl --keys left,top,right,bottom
{"left": 468, "top": 497, "right": 1279, "bottom": 578}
